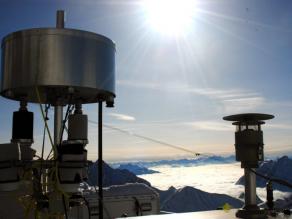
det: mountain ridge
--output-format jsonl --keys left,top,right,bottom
{"left": 117, "top": 163, "right": 160, "bottom": 175}
{"left": 111, "top": 155, "right": 236, "bottom": 169}
{"left": 236, "top": 156, "right": 292, "bottom": 192}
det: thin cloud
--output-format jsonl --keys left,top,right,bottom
{"left": 222, "top": 97, "right": 265, "bottom": 114}
{"left": 266, "top": 124, "right": 292, "bottom": 130}
{"left": 186, "top": 121, "right": 233, "bottom": 131}
{"left": 187, "top": 121, "right": 292, "bottom": 132}
{"left": 118, "top": 80, "right": 265, "bottom": 113}
{"left": 187, "top": 87, "right": 259, "bottom": 100}
{"left": 108, "top": 113, "right": 136, "bottom": 121}
{"left": 117, "top": 79, "right": 258, "bottom": 99}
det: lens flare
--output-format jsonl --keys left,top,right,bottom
{"left": 142, "top": 0, "right": 196, "bottom": 36}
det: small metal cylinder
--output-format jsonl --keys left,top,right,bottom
{"left": 54, "top": 106, "right": 63, "bottom": 146}
{"left": 68, "top": 114, "right": 88, "bottom": 141}
{"left": 244, "top": 168, "right": 257, "bottom": 206}
{"left": 12, "top": 110, "right": 33, "bottom": 143}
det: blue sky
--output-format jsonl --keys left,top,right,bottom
{"left": 0, "top": 0, "right": 292, "bottom": 161}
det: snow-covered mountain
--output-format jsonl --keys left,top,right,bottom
{"left": 87, "top": 157, "right": 292, "bottom": 212}
{"left": 112, "top": 155, "right": 236, "bottom": 169}
{"left": 87, "top": 160, "right": 151, "bottom": 187}
{"left": 160, "top": 186, "right": 243, "bottom": 213}
{"left": 154, "top": 186, "right": 177, "bottom": 206}
{"left": 87, "top": 160, "right": 245, "bottom": 213}
{"left": 117, "top": 163, "right": 160, "bottom": 175}
{"left": 236, "top": 156, "right": 292, "bottom": 192}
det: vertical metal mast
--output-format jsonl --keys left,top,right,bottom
{"left": 98, "top": 101, "right": 104, "bottom": 219}
{"left": 54, "top": 10, "right": 65, "bottom": 147}
{"left": 56, "top": 10, "right": 65, "bottom": 29}
{"left": 223, "top": 113, "right": 274, "bottom": 219}
{"left": 244, "top": 168, "right": 257, "bottom": 207}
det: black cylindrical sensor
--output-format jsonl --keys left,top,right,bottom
{"left": 12, "top": 110, "right": 34, "bottom": 142}
{"left": 68, "top": 114, "right": 88, "bottom": 141}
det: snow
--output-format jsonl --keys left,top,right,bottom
{"left": 155, "top": 186, "right": 177, "bottom": 205}
{"left": 87, "top": 156, "right": 292, "bottom": 212}
{"left": 112, "top": 155, "right": 236, "bottom": 168}
{"left": 82, "top": 183, "right": 158, "bottom": 197}
{"left": 103, "top": 183, "right": 158, "bottom": 197}
{"left": 87, "top": 160, "right": 150, "bottom": 187}
{"left": 117, "top": 163, "right": 159, "bottom": 175}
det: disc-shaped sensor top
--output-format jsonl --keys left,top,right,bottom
{"left": 223, "top": 113, "right": 274, "bottom": 122}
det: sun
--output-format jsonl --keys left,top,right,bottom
{"left": 142, "top": 0, "right": 196, "bottom": 36}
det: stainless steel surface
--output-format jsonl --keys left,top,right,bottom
{"left": 244, "top": 168, "right": 257, "bottom": 206}
{"left": 121, "top": 210, "right": 292, "bottom": 219}
{"left": 56, "top": 10, "right": 65, "bottom": 28}
{"left": 1, "top": 28, "right": 115, "bottom": 104}
{"left": 54, "top": 105, "right": 63, "bottom": 146}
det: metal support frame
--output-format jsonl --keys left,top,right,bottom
{"left": 98, "top": 101, "right": 104, "bottom": 219}
{"left": 236, "top": 168, "right": 267, "bottom": 219}
{"left": 244, "top": 168, "right": 257, "bottom": 206}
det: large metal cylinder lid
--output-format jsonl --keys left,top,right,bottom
{"left": 223, "top": 113, "right": 274, "bottom": 122}
{"left": 1, "top": 27, "right": 116, "bottom": 105}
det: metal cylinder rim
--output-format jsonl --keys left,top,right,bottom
{"left": 1, "top": 27, "right": 116, "bottom": 50}
{"left": 0, "top": 87, "right": 116, "bottom": 105}
{"left": 223, "top": 113, "right": 274, "bottom": 122}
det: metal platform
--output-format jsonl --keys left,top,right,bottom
{"left": 121, "top": 210, "right": 292, "bottom": 219}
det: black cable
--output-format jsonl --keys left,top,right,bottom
{"left": 98, "top": 101, "right": 104, "bottom": 219}
{"left": 86, "top": 170, "right": 111, "bottom": 219}
{"left": 46, "top": 101, "right": 74, "bottom": 160}
{"left": 40, "top": 138, "right": 45, "bottom": 159}
{"left": 88, "top": 120, "right": 205, "bottom": 157}
{"left": 59, "top": 103, "right": 74, "bottom": 147}
{"left": 41, "top": 105, "right": 48, "bottom": 160}
{"left": 41, "top": 104, "right": 50, "bottom": 158}
{"left": 59, "top": 103, "right": 74, "bottom": 219}
{"left": 249, "top": 168, "right": 292, "bottom": 189}
{"left": 133, "top": 196, "right": 142, "bottom": 216}
{"left": 62, "top": 194, "right": 68, "bottom": 219}
{"left": 39, "top": 104, "right": 50, "bottom": 185}
{"left": 46, "top": 148, "right": 53, "bottom": 160}
{"left": 83, "top": 197, "right": 91, "bottom": 219}
{"left": 48, "top": 101, "right": 73, "bottom": 219}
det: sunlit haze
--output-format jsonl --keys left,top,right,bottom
{"left": 139, "top": 163, "right": 288, "bottom": 200}
{"left": 0, "top": 0, "right": 292, "bottom": 162}
{"left": 142, "top": 0, "right": 196, "bottom": 36}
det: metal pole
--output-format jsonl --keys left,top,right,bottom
{"left": 98, "top": 101, "right": 103, "bottom": 219}
{"left": 54, "top": 11, "right": 65, "bottom": 147}
{"left": 56, "top": 10, "right": 65, "bottom": 28}
{"left": 54, "top": 106, "right": 63, "bottom": 146}
{"left": 244, "top": 168, "right": 257, "bottom": 206}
